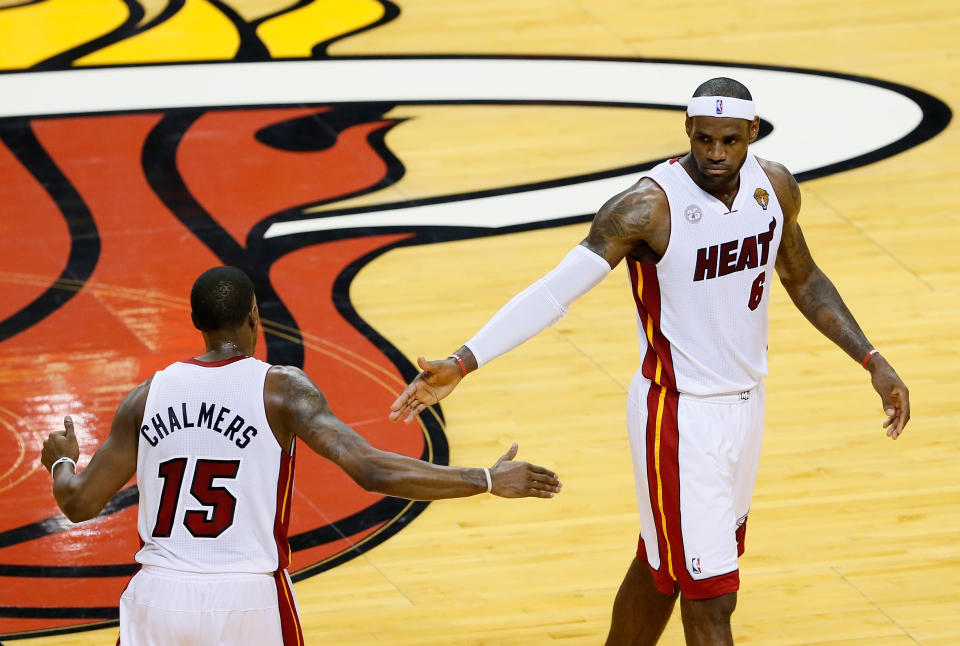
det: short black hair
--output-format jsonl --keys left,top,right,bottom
{"left": 692, "top": 77, "right": 752, "bottom": 100}
{"left": 190, "top": 266, "right": 256, "bottom": 332}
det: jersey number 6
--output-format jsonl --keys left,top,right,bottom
{"left": 748, "top": 271, "right": 766, "bottom": 311}
{"left": 152, "top": 458, "right": 241, "bottom": 538}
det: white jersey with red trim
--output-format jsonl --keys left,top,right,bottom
{"left": 135, "top": 356, "right": 294, "bottom": 575}
{"left": 626, "top": 153, "right": 784, "bottom": 396}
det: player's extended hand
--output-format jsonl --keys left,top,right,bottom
{"left": 40, "top": 416, "right": 80, "bottom": 473}
{"left": 869, "top": 356, "right": 910, "bottom": 440}
{"left": 489, "top": 442, "right": 562, "bottom": 499}
{"left": 389, "top": 356, "right": 462, "bottom": 423}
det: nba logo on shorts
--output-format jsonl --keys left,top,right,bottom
{"left": 715, "top": 99, "right": 723, "bottom": 114}
{"left": 691, "top": 557, "right": 702, "bottom": 574}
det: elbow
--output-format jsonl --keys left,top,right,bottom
{"left": 352, "top": 463, "right": 388, "bottom": 494}
{"left": 58, "top": 490, "right": 100, "bottom": 523}
{"left": 61, "top": 500, "right": 96, "bottom": 524}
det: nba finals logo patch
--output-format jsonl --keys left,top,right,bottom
{"left": 685, "top": 204, "right": 703, "bottom": 223}
{"left": 754, "top": 188, "right": 770, "bottom": 210}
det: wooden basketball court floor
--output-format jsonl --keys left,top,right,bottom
{"left": 0, "top": 1, "right": 957, "bottom": 644}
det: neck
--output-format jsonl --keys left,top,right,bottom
{"left": 679, "top": 155, "right": 741, "bottom": 211}
{"left": 198, "top": 337, "right": 249, "bottom": 361}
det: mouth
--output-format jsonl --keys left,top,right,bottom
{"left": 704, "top": 167, "right": 728, "bottom": 176}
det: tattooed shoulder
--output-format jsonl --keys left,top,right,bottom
{"left": 268, "top": 365, "right": 331, "bottom": 418}
{"left": 593, "top": 179, "right": 664, "bottom": 242}
{"left": 757, "top": 157, "right": 801, "bottom": 217}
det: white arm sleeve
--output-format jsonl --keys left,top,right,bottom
{"left": 464, "top": 245, "right": 612, "bottom": 368}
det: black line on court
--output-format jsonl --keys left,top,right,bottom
{"left": 312, "top": 0, "right": 400, "bottom": 57}
{"left": 0, "top": 120, "right": 100, "bottom": 343}
{"left": 32, "top": 0, "right": 145, "bottom": 70}
{"left": 0, "top": 487, "right": 137, "bottom": 550}
{"left": 206, "top": 0, "right": 270, "bottom": 61}
{"left": 0, "top": 0, "right": 47, "bottom": 10}
{"left": 141, "top": 109, "right": 305, "bottom": 368}
{"left": 250, "top": 0, "right": 314, "bottom": 27}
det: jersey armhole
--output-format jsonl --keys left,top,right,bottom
{"left": 262, "top": 365, "right": 295, "bottom": 455}
{"left": 637, "top": 174, "right": 674, "bottom": 268}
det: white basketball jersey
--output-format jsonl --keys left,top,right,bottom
{"left": 135, "top": 356, "right": 294, "bottom": 575}
{"left": 626, "top": 153, "right": 784, "bottom": 396}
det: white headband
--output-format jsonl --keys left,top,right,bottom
{"left": 687, "top": 96, "right": 756, "bottom": 120}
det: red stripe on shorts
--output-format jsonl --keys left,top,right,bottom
{"left": 274, "top": 570, "right": 304, "bottom": 646}
{"left": 643, "top": 385, "right": 741, "bottom": 599}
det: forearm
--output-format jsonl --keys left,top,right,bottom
{"left": 52, "top": 466, "right": 99, "bottom": 522}
{"left": 462, "top": 245, "right": 610, "bottom": 368}
{"left": 784, "top": 267, "right": 873, "bottom": 364}
{"left": 361, "top": 451, "right": 487, "bottom": 500}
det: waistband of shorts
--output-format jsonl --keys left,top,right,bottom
{"left": 631, "top": 372, "right": 760, "bottom": 405}
{"left": 679, "top": 384, "right": 760, "bottom": 404}
{"left": 140, "top": 564, "right": 275, "bottom": 581}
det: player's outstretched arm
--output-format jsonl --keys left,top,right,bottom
{"left": 765, "top": 160, "right": 910, "bottom": 439}
{"left": 40, "top": 380, "right": 147, "bottom": 522}
{"left": 388, "top": 181, "right": 670, "bottom": 424}
{"left": 268, "top": 366, "right": 561, "bottom": 500}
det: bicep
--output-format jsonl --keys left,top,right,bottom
{"left": 582, "top": 183, "right": 663, "bottom": 267}
{"left": 271, "top": 367, "right": 376, "bottom": 476}
{"left": 775, "top": 218, "right": 818, "bottom": 290}
{"left": 72, "top": 388, "right": 142, "bottom": 512}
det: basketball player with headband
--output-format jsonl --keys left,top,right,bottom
{"left": 390, "top": 77, "right": 910, "bottom": 645}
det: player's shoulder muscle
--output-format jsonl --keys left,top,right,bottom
{"left": 586, "top": 177, "right": 669, "bottom": 260}
{"left": 264, "top": 365, "right": 328, "bottom": 431}
{"left": 598, "top": 177, "right": 668, "bottom": 234}
{"left": 756, "top": 156, "right": 801, "bottom": 218}
{"left": 119, "top": 377, "right": 152, "bottom": 430}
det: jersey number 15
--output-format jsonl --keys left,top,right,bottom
{"left": 151, "top": 458, "right": 240, "bottom": 538}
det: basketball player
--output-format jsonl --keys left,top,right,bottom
{"left": 388, "top": 77, "right": 910, "bottom": 645}
{"left": 40, "top": 266, "right": 562, "bottom": 646}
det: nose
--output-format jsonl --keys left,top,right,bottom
{"left": 707, "top": 141, "right": 725, "bottom": 162}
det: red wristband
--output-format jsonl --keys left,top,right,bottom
{"left": 862, "top": 349, "right": 879, "bottom": 369}
{"left": 448, "top": 354, "right": 467, "bottom": 378}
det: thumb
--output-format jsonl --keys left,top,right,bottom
{"left": 880, "top": 392, "right": 895, "bottom": 416}
{"left": 416, "top": 355, "right": 434, "bottom": 373}
{"left": 63, "top": 415, "right": 77, "bottom": 443}
{"left": 500, "top": 442, "right": 519, "bottom": 463}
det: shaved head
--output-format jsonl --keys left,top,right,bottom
{"left": 190, "top": 266, "right": 256, "bottom": 332}
{"left": 692, "top": 77, "right": 752, "bottom": 101}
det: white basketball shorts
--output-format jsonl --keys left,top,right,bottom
{"left": 626, "top": 372, "right": 765, "bottom": 599}
{"left": 118, "top": 566, "right": 303, "bottom": 645}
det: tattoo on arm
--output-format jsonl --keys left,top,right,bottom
{"left": 785, "top": 170, "right": 802, "bottom": 213}
{"left": 788, "top": 266, "right": 873, "bottom": 364}
{"left": 286, "top": 369, "right": 369, "bottom": 462}
{"left": 778, "top": 218, "right": 872, "bottom": 363}
{"left": 584, "top": 190, "right": 655, "bottom": 260}
{"left": 601, "top": 194, "right": 654, "bottom": 239}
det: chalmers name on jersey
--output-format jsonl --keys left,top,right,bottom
{"left": 135, "top": 355, "right": 294, "bottom": 575}
{"left": 627, "top": 153, "right": 784, "bottom": 396}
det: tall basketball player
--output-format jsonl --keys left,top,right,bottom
{"left": 40, "top": 266, "right": 562, "bottom": 646}
{"left": 388, "top": 77, "right": 910, "bottom": 645}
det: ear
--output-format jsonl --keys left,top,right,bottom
{"left": 248, "top": 299, "right": 259, "bottom": 330}
{"left": 190, "top": 311, "right": 202, "bottom": 331}
{"left": 748, "top": 116, "right": 760, "bottom": 143}
{"left": 685, "top": 116, "right": 693, "bottom": 137}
